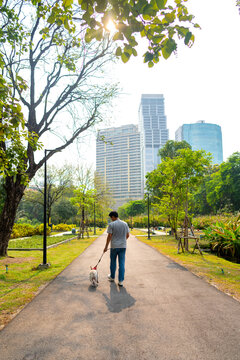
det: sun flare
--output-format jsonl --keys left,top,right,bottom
{"left": 106, "top": 19, "right": 117, "bottom": 34}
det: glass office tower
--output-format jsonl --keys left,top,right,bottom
{"left": 175, "top": 121, "right": 223, "bottom": 164}
{"left": 139, "top": 94, "right": 169, "bottom": 185}
{"left": 96, "top": 124, "right": 143, "bottom": 208}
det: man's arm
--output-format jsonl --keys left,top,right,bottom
{"left": 104, "top": 233, "right": 112, "bottom": 252}
{"left": 126, "top": 232, "right": 129, "bottom": 239}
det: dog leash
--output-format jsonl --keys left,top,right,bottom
{"left": 93, "top": 249, "right": 109, "bottom": 269}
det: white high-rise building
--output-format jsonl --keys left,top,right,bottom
{"left": 139, "top": 94, "right": 169, "bottom": 185}
{"left": 96, "top": 124, "right": 143, "bottom": 208}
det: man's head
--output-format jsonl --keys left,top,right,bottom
{"left": 109, "top": 211, "right": 118, "bottom": 221}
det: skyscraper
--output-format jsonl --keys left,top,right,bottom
{"left": 139, "top": 94, "right": 169, "bottom": 182}
{"left": 96, "top": 124, "right": 143, "bottom": 208}
{"left": 175, "top": 121, "right": 223, "bottom": 164}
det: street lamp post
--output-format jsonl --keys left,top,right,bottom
{"left": 43, "top": 149, "right": 47, "bottom": 265}
{"left": 38, "top": 149, "right": 52, "bottom": 269}
{"left": 147, "top": 193, "right": 151, "bottom": 240}
{"left": 93, "top": 201, "right": 96, "bottom": 235}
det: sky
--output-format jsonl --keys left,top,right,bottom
{"left": 51, "top": 0, "right": 240, "bottom": 168}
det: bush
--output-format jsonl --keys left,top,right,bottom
{"left": 203, "top": 215, "right": 240, "bottom": 262}
{"left": 123, "top": 215, "right": 169, "bottom": 228}
{"left": 192, "top": 214, "right": 233, "bottom": 230}
{"left": 11, "top": 223, "right": 51, "bottom": 239}
{"left": 35, "top": 224, "right": 51, "bottom": 235}
{"left": 52, "top": 223, "right": 76, "bottom": 232}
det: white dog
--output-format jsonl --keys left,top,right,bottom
{"left": 89, "top": 266, "right": 98, "bottom": 287}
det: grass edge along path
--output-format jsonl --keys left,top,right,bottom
{"left": 135, "top": 233, "right": 240, "bottom": 303}
{"left": 0, "top": 235, "right": 100, "bottom": 330}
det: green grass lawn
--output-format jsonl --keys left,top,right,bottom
{"left": 130, "top": 228, "right": 168, "bottom": 236}
{"left": 135, "top": 234, "right": 240, "bottom": 302}
{"left": 87, "top": 228, "right": 106, "bottom": 236}
{"left": 8, "top": 234, "right": 76, "bottom": 249}
{"left": 0, "top": 236, "right": 99, "bottom": 329}
{"left": 9, "top": 228, "right": 105, "bottom": 249}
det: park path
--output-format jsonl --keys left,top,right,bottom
{"left": 0, "top": 233, "right": 240, "bottom": 360}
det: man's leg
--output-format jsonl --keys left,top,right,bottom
{"left": 118, "top": 248, "right": 126, "bottom": 282}
{"left": 110, "top": 248, "right": 117, "bottom": 279}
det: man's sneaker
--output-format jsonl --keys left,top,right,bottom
{"left": 118, "top": 281, "right": 123, "bottom": 287}
{"left": 108, "top": 274, "right": 114, "bottom": 282}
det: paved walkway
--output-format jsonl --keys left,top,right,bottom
{"left": 0, "top": 234, "right": 240, "bottom": 360}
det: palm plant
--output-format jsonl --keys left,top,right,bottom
{"left": 203, "top": 215, "right": 240, "bottom": 261}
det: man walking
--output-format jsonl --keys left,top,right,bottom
{"left": 104, "top": 211, "right": 129, "bottom": 287}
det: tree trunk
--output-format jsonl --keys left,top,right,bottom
{"left": 184, "top": 190, "right": 189, "bottom": 251}
{"left": 0, "top": 176, "right": 26, "bottom": 257}
{"left": 183, "top": 215, "right": 189, "bottom": 251}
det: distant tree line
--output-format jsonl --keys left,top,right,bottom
{"left": 191, "top": 152, "right": 240, "bottom": 215}
{"left": 14, "top": 166, "right": 112, "bottom": 229}
{"left": 118, "top": 141, "right": 240, "bottom": 251}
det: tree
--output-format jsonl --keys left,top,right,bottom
{"left": 54, "top": 198, "right": 78, "bottom": 224}
{"left": 206, "top": 153, "right": 240, "bottom": 213}
{"left": 118, "top": 203, "right": 129, "bottom": 219}
{"left": 147, "top": 140, "right": 192, "bottom": 199}
{"left": 31, "top": 165, "right": 74, "bottom": 227}
{"left": 119, "top": 199, "right": 146, "bottom": 228}
{"left": 118, "top": 199, "right": 145, "bottom": 218}
{"left": 71, "top": 186, "right": 95, "bottom": 238}
{"left": 45, "top": 0, "right": 198, "bottom": 65}
{"left": 16, "top": 189, "right": 44, "bottom": 224}
{"left": 0, "top": 0, "right": 198, "bottom": 255}
{"left": 0, "top": 1, "right": 117, "bottom": 256}
{"left": 158, "top": 139, "right": 191, "bottom": 160}
{"left": 94, "top": 172, "right": 113, "bottom": 221}
{"left": 0, "top": 1, "right": 41, "bottom": 180}
{"left": 71, "top": 167, "right": 113, "bottom": 236}
{"left": 147, "top": 148, "right": 211, "bottom": 249}
{"left": 191, "top": 165, "right": 219, "bottom": 216}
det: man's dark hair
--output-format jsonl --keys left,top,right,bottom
{"left": 109, "top": 211, "right": 118, "bottom": 218}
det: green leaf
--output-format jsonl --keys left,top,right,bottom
{"left": 95, "top": 0, "right": 107, "bottom": 13}
{"left": 121, "top": 52, "right": 130, "bottom": 63}
{"left": 162, "top": 39, "right": 176, "bottom": 59}
{"left": 153, "top": 35, "right": 165, "bottom": 43}
{"left": 116, "top": 47, "right": 122, "bottom": 56}
{"left": 63, "top": 0, "right": 73, "bottom": 8}
{"left": 113, "top": 32, "right": 124, "bottom": 41}
{"left": 95, "top": 28, "right": 103, "bottom": 41}
{"left": 164, "top": 12, "right": 176, "bottom": 24}
{"left": 156, "top": 0, "right": 167, "bottom": 10}
{"left": 148, "top": 61, "right": 154, "bottom": 68}
{"left": 184, "top": 31, "right": 192, "bottom": 45}
{"left": 144, "top": 52, "right": 154, "bottom": 63}
{"left": 142, "top": 14, "right": 152, "bottom": 21}
{"left": 142, "top": 4, "right": 156, "bottom": 16}
{"left": 132, "top": 48, "right": 138, "bottom": 56}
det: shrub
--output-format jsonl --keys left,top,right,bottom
{"left": 192, "top": 214, "right": 233, "bottom": 230}
{"left": 203, "top": 215, "right": 240, "bottom": 262}
{"left": 52, "top": 223, "right": 76, "bottom": 232}
{"left": 123, "top": 215, "right": 169, "bottom": 228}
{"left": 11, "top": 223, "right": 51, "bottom": 239}
{"left": 11, "top": 224, "right": 35, "bottom": 238}
{"left": 35, "top": 224, "right": 51, "bottom": 235}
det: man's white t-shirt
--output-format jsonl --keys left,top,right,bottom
{"left": 107, "top": 219, "right": 129, "bottom": 249}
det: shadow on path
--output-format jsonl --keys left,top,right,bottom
{"left": 167, "top": 262, "right": 188, "bottom": 271}
{"left": 103, "top": 282, "right": 136, "bottom": 313}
